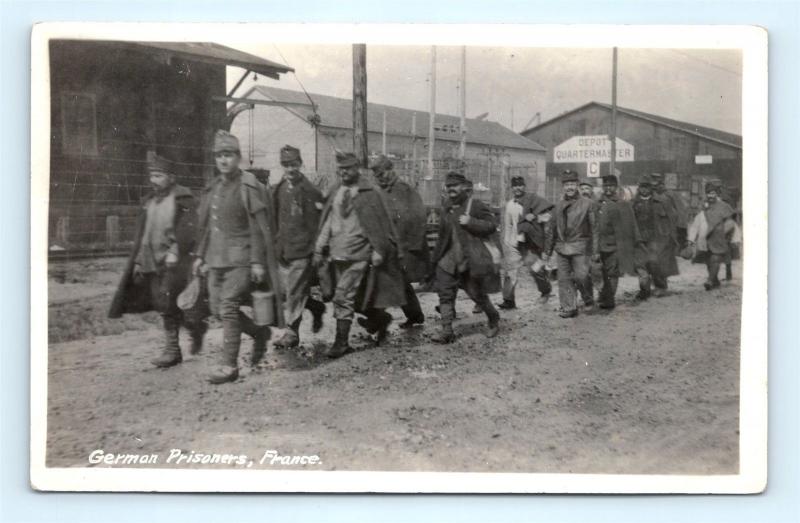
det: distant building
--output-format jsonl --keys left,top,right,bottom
{"left": 229, "top": 86, "right": 547, "bottom": 205}
{"left": 48, "top": 40, "right": 291, "bottom": 253}
{"left": 520, "top": 102, "right": 742, "bottom": 209}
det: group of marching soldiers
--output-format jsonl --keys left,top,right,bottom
{"left": 109, "top": 130, "right": 741, "bottom": 385}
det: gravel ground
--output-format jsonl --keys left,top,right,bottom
{"left": 45, "top": 257, "right": 740, "bottom": 474}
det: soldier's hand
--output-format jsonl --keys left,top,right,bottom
{"left": 524, "top": 213, "right": 535, "bottom": 222}
{"left": 165, "top": 252, "right": 178, "bottom": 267}
{"left": 458, "top": 214, "right": 471, "bottom": 225}
{"left": 371, "top": 250, "right": 384, "bottom": 267}
{"left": 312, "top": 252, "right": 325, "bottom": 267}
{"left": 192, "top": 258, "right": 205, "bottom": 276}
{"left": 251, "top": 264, "right": 266, "bottom": 284}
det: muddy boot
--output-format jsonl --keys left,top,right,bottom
{"left": 371, "top": 309, "right": 393, "bottom": 345}
{"left": 558, "top": 308, "right": 578, "bottom": 318}
{"left": 306, "top": 298, "right": 326, "bottom": 334}
{"left": 188, "top": 322, "right": 207, "bottom": 355}
{"left": 472, "top": 303, "right": 483, "bottom": 314}
{"left": 207, "top": 314, "right": 241, "bottom": 384}
{"left": 725, "top": 263, "right": 733, "bottom": 281}
{"left": 326, "top": 320, "right": 352, "bottom": 359}
{"left": 431, "top": 303, "right": 456, "bottom": 344}
{"left": 497, "top": 299, "right": 516, "bottom": 310}
{"left": 274, "top": 318, "right": 301, "bottom": 349}
{"left": 239, "top": 312, "right": 270, "bottom": 367}
{"left": 207, "top": 365, "right": 239, "bottom": 384}
{"left": 599, "top": 277, "right": 618, "bottom": 310}
{"left": 151, "top": 317, "right": 182, "bottom": 368}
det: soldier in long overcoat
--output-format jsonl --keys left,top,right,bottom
{"left": 271, "top": 145, "right": 327, "bottom": 349}
{"left": 193, "top": 131, "right": 285, "bottom": 384}
{"left": 109, "top": 153, "right": 206, "bottom": 368}
{"left": 430, "top": 171, "right": 501, "bottom": 343}
{"left": 592, "top": 174, "right": 642, "bottom": 309}
{"left": 313, "top": 152, "right": 407, "bottom": 358}
{"left": 369, "top": 154, "right": 429, "bottom": 328}
{"left": 687, "top": 180, "right": 738, "bottom": 290}
{"left": 631, "top": 174, "right": 679, "bottom": 300}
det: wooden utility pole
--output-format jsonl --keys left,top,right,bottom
{"left": 382, "top": 110, "right": 387, "bottom": 154}
{"left": 352, "top": 44, "right": 368, "bottom": 167}
{"left": 427, "top": 45, "right": 436, "bottom": 180}
{"left": 411, "top": 112, "right": 418, "bottom": 167}
{"left": 609, "top": 47, "right": 618, "bottom": 177}
{"left": 459, "top": 46, "right": 467, "bottom": 161}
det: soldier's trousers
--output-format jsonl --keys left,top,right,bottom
{"left": 598, "top": 250, "right": 620, "bottom": 307}
{"left": 144, "top": 267, "right": 206, "bottom": 351}
{"left": 208, "top": 266, "right": 262, "bottom": 367}
{"left": 436, "top": 266, "right": 499, "bottom": 326}
{"left": 706, "top": 253, "right": 727, "bottom": 286}
{"left": 332, "top": 259, "right": 370, "bottom": 321}
{"left": 555, "top": 252, "right": 592, "bottom": 313}
{"left": 279, "top": 256, "right": 325, "bottom": 331}
{"left": 501, "top": 244, "right": 552, "bottom": 302}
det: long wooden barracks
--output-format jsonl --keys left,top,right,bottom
{"left": 521, "top": 102, "right": 742, "bottom": 211}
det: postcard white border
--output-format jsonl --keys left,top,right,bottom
{"left": 30, "top": 22, "right": 768, "bottom": 493}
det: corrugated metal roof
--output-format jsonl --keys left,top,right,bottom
{"left": 130, "top": 42, "right": 293, "bottom": 79}
{"left": 244, "top": 85, "right": 546, "bottom": 152}
{"left": 522, "top": 101, "right": 741, "bottom": 150}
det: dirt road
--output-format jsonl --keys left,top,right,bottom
{"left": 45, "top": 258, "right": 740, "bottom": 474}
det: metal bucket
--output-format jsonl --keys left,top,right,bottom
{"left": 251, "top": 290, "right": 276, "bottom": 326}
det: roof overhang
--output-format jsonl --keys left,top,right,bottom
{"left": 122, "top": 41, "right": 293, "bottom": 79}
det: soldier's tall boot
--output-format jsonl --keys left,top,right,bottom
{"left": 239, "top": 311, "right": 270, "bottom": 367}
{"left": 599, "top": 277, "right": 618, "bottom": 309}
{"left": 306, "top": 298, "right": 326, "bottom": 333}
{"left": 207, "top": 313, "right": 242, "bottom": 384}
{"left": 431, "top": 303, "right": 456, "bottom": 344}
{"left": 151, "top": 316, "right": 182, "bottom": 368}
{"left": 725, "top": 262, "right": 733, "bottom": 281}
{"left": 483, "top": 299, "right": 500, "bottom": 338}
{"left": 188, "top": 319, "right": 207, "bottom": 355}
{"left": 326, "top": 319, "right": 352, "bottom": 358}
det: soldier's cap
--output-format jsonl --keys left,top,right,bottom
{"left": 369, "top": 154, "right": 393, "bottom": 173}
{"left": 444, "top": 171, "right": 468, "bottom": 186}
{"left": 280, "top": 145, "right": 302, "bottom": 165}
{"left": 579, "top": 178, "right": 595, "bottom": 188}
{"left": 560, "top": 169, "right": 579, "bottom": 184}
{"left": 638, "top": 174, "right": 653, "bottom": 186}
{"left": 147, "top": 152, "right": 173, "bottom": 174}
{"left": 335, "top": 150, "right": 360, "bottom": 168}
{"left": 213, "top": 130, "right": 240, "bottom": 154}
{"left": 601, "top": 174, "right": 619, "bottom": 186}
{"left": 510, "top": 175, "right": 526, "bottom": 186}
{"left": 650, "top": 172, "right": 664, "bottom": 181}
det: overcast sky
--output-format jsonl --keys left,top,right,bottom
{"left": 227, "top": 44, "right": 742, "bottom": 135}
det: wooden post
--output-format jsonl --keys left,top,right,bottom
{"left": 427, "top": 45, "right": 436, "bottom": 180}
{"left": 105, "top": 215, "right": 120, "bottom": 250}
{"left": 459, "top": 46, "right": 467, "bottom": 161}
{"left": 382, "top": 110, "right": 387, "bottom": 154}
{"left": 352, "top": 44, "right": 368, "bottom": 167}
{"left": 411, "top": 112, "right": 418, "bottom": 168}
{"left": 501, "top": 162, "right": 509, "bottom": 206}
{"left": 610, "top": 47, "right": 618, "bottom": 178}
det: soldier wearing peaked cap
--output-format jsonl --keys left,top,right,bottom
{"left": 498, "top": 175, "right": 554, "bottom": 310}
{"left": 429, "top": 171, "right": 501, "bottom": 343}
{"left": 369, "top": 154, "right": 429, "bottom": 329}
{"left": 687, "top": 180, "right": 739, "bottom": 290}
{"left": 313, "top": 151, "right": 407, "bottom": 358}
{"left": 109, "top": 152, "right": 206, "bottom": 368}
{"left": 192, "top": 130, "right": 285, "bottom": 384}
{"left": 270, "top": 145, "right": 327, "bottom": 350}
{"left": 631, "top": 173, "right": 679, "bottom": 300}
{"left": 592, "top": 174, "right": 642, "bottom": 309}
{"left": 543, "top": 169, "right": 597, "bottom": 318}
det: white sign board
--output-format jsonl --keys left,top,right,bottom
{"left": 587, "top": 160, "right": 601, "bottom": 178}
{"left": 554, "top": 135, "right": 635, "bottom": 163}
{"left": 695, "top": 154, "right": 713, "bottom": 164}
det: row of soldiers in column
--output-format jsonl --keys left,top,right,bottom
{"left": 108, "top": 129, "right": 740, "bottom": 384}
{"left": 499, "top": 168, "right": 740, "bottom": 320}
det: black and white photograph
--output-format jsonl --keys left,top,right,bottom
{"left": 30, "top": 23, "right": 767, "bottom": 493}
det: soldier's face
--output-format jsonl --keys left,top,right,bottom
{"left": 446, "top": 182, "right": 468, "bottom": 203}
{"left": 603, "top": 183, "right": 617, "bottom": 197}
{"left": 339, "top": 165, "right": 360, "bottom": 185}
{"left": 282, "top": 161, "right": 302, "bottom": 180}
{"left": 563, "top": 181, "right": 578, "bottom": 197}
{"left": 638, "top": 184, "right": 652, "bottom": 197}
{"left": 372, "top": 169, "right": 389, "bottom": 187}
{"left": 706, "top": 190, "right": 718, "bottom": 203}
{"left": 215, "top": 151, "right": 240, "bottom": 175}
{"left": 579, "top": 185, "right": 593, "bottom": 197}
{"left": 511, "top": 184, "right": 525, "bottom": 198}
{"left": 655, "top": 182, "right": 666, "bottom": 193}
{"left": 149, "top": 170, "right": 174, "bottom": 191}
